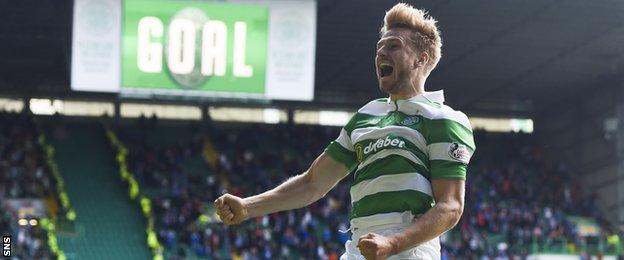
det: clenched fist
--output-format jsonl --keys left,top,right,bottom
{"left": 213, "top": 193, "right": 249, "bottom": 225}
{"left": 357, "top": 232, "right": 397, "bottom": 260}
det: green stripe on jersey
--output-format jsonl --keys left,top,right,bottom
{"left": 344, "top": 111, "right": 423, "bottom": 136}
{"left": 324, "top": 141, "right": 357, "bottom": 171}
{"left": 426, "top": 119, "right": 475, "bottom": 150}
{"left": 430, "top": 160, "right": 467, "bottom": 179}
{"left": 326, "top": 96, "right": 475, "bottom": 221}
{"left": 349, "top": 190, "right": 434, "bottom": 220}
{"left": 354, "top": 155, "right": 430, "bottom": 185}
{"left": 344, "top": 111, "right": 473, "bottom": 150}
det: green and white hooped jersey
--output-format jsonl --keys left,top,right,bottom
{"left": 324, "top": 90, "right": 475, "bottom": 223}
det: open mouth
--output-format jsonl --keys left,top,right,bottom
{"left": 379, "top": 64, "right": 394, "bottom": 78}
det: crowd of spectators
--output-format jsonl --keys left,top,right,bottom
{"left": 119, "top": 120, "right": 618, "bottom": 259}
{"left": 117, "top": 119, "right": 224, "bottom": 258}
{"left": 0, "top": 112, "right": 55, "bottom": 259}
{"left": 1, "top": 110, "right": 618, "bottom": 259}
{"left": 444, "top": 133, "right": 614, "bottom": 259}
{"left": 119, "top": 121, "right": 352, "bottom": 259}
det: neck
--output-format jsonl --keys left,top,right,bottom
{"left": 389, "top": 75, "right": 426, "bottom": 101}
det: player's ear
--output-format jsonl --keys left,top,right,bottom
{"left": 417, "top": 51, "right": 429, "bottom": 68}
{"left": 412, "top": 51, "right": 428, "bottom": 70}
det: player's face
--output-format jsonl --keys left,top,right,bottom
{"left": 375, "top": 28, "right": 420, "bottom": 94}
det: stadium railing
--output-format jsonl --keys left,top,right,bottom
{"left": 106, "top": 128, "right": 164, "bottom": 260}
{"left": 36, "top": 121, "right": 74, "bottom": 260}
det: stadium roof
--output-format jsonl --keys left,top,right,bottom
{"left": 1, "top": 0, "right": 623, "bottom": 117}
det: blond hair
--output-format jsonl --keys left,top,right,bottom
{"left": 380, "top": 3, "right": 442, "bottom": 72}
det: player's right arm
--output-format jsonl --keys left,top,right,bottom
{"left": 215, "top": 112, "right": 360, "bottom": 225}
{"left": 213, "top": 151, "right": 350, "bottom": 225}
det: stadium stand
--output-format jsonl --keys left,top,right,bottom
{"left": 47, "top": 119, "right": 151, "bottom": 259}
{"left": 0, "top": 112, "right": 56, "bottom": 259}
{"left": 113, "top": 120, "right": 350, "bottom": 259}
{"left": 111, "top": 118, "right": 622, "bottom": 259}
{"left": 116, "top": 118, "right": 219, "bottom": 259}
{"left": 2, "top": 112, "right": 620, "bottom": 259}
{"left": 443, "top": 132, "right": 616, "bottom": 258}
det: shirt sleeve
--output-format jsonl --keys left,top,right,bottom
{"left": 324, "top": 127, "right": 358, "bottom": 172}
{"left": 426, "top": 116, "right": 476, "bottom": 180}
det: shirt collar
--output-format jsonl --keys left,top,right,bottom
{"left": 387, "top": 90, "right": 445, "bottom": 104}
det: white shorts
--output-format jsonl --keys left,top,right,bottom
{"left": 339, "top": 221, "right": 441, "bottom": 259}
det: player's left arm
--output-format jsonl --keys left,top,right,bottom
{"left": 357, "top": 179, "right": 464, "bottom": 259}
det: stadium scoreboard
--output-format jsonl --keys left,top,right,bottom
{"left": 71, "top": 0, "right": 316, "bottom": 101}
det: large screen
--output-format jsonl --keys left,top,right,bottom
{"left": 71, "top": 0, "right": 316, "bottom": 101}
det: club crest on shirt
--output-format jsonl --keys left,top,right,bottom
{"left": 448, "top": 142, "right": 470, "bottom": 163}
{"left": 355, "top": 144, "right": 364, "bottom": 162}
{"left": 401, "top": 116, "right": 420, "bottom": 126}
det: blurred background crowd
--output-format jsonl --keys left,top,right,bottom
{"left": 1, "top": 113, "right": 622, "bottom": 259}
{"left": 109, "top": 119, "right": 621, "bottom": 259}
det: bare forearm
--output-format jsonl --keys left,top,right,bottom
{"left": 214, "top": 153, "right": 347, "bottom": 225}
{"left": 389, "top": 202, "right": 462, "bottom": 253}
{"left": 242, "top": 172, "right": 320, "bottom": 218}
